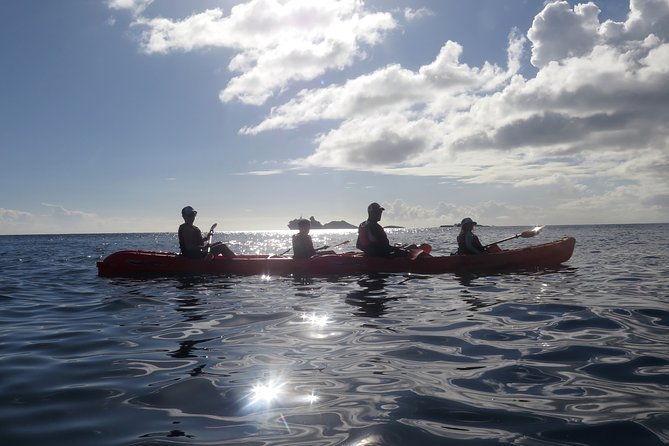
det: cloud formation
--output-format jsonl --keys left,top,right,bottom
{"left": 1, "top": 205, "right": 99, "bottom": 235}
{"left": 247, "top": 0, "right": 668, "bottom": 222}
{"left": 130, "top": 0, "right": 396, "bottom": 105}
{"left": 111, "top": 0, "right": 669, "bottom": 224}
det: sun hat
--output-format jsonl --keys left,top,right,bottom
{"left": 461, "top": 217, "right": 477, "bottom": 226}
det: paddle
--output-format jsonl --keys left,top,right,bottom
{"left": 277, "top": 239, "right": 351, "bottom": 257}
{"left": 418, "top": 243, "right": 432, "bottom": 254}
{"left": 484, "top": 225, "right": 545, "bottom": 249}
{"left": 206, "top": 223, "right": 218, "bottom": 255}
{"left": 277, "top": 247, "right": 292, "bottom": 256}
{"left": 315, "top": 240, "right": 350, "bottom": 251}
{"left": 398, "top": 243, "right": 432, "bottom": 255}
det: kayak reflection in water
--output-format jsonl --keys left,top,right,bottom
{"left": 456, "top": 217, "right": 500, "bottom": 255}
{"left": 178, "top": 206, "right": 235, "bottom": 259}
{"left": 292, "top": 219, "right": 316, "bottom": 259}
{"left": 356, "top": 202, "right": 410, "bottom": 258}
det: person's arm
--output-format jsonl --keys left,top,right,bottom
{"left": 306, "top": 235, "right": 316, "bottom": 256}
{"left": 194, "top": 227, "right": 207, "bottom": 248}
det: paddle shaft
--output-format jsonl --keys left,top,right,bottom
{"left": 484, "top": 225, "right": 544, "bottom": 249}
{"left": 316, "top": 240, "right": 350, "bottom": 251}
{"left": 484, "top": 234, "right": 520, "bottom": 248}
{"left": 206, "top": 223, "right": 217, "bottom": 253}
{"left": 279, "top": 239, "right": 350, "bottom": 257}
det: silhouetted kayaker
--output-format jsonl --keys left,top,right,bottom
{"left": 178, "top": 206, "right": 235, "bottom": 259}
{"left": 457, "top": 217, "right": 499, "bottom": 255}
{"left": 356, "top": 202, "right": 406, "bottom": 258}
{"left": 292, "top": 219, "right": 317, "bottom": 259}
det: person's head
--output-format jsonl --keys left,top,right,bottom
{"left": 460, "top": 217, "right": 477, "bottom": 231}
{"left": 182, "top": 206, "right": 197, "bottom": 223}
{"left": 367, "top": 202, "right": 385, "bottom": 222}
{"left": 298, "top": 218, "right": 310, "bottom": 234}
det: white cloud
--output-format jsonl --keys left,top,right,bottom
{"left": 112, "top": 0, "right": 669, "bottom": 225}
{"left": 0, "top": 207, "right": 33, "bottom": 223}
{"left": 0, "top": 205, "right": 99, "bottom": 234}
{"left": 403, "top": 7, "right": 434, "bottom": 22}
{"left": 241, "top": 35, "right": 525, "bottom": 135}
{"left": 131, "top": 0, "right": 396, "bottom": 105}
{"left": 238, "top": 0, "right": 667, "bottom": 223}
{"left": 107, "top": 0, "right": 153, "bottom": 15}
{"left": 41, "top": 203, "right": 98, "bottom": 221}
{"left": 527, "top": 1, "right": 602, "bottom": 68}
{"left": 239, "top": 169, "right": 283, "bottom": 176}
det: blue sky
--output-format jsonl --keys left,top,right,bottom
{"left": 1, "top": 0, "right": 667, "bottom": 234}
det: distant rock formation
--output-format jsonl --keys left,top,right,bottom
{"left": 288, "top": 216, "right": 356, "bottom": 230}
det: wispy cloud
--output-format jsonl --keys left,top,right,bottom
{"left": 107, "top": 0, "right": 153, "bottom": 16}
{"left": 41, "top": 203, "right": 97, "bottom": 220}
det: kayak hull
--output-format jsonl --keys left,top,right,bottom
{"left": 97, "top": 237, "right": 575, "bottom": 277}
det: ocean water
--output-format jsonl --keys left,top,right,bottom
{"left": 0, "top": 224, "right": 667, "bottom": 446}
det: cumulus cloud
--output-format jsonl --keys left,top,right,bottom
{"left": 241, "top": 0, "right": 667, "bottom": 223}
{"left": 131, "top": 0, "right": 396, "bottom": 105}
{"left": 527, "top": 1, "right": 602, "bottom": 68}
{"left": 241, "top": 34, "right": 525, "bottom": 135}
{"left": 112, "top": 0, "right": 669, "bottom": 224}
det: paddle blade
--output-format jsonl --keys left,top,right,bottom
{"left": 418, "top": 243, "right": 432, "bottom": 254}
{"left": 520, "top": 225, "right": 545, "bottom": 238}
{"left": 209, "top": 223, "right": 218, "bottom": 233}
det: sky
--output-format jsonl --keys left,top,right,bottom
{"left": 1, "top": 0, "right": 668, "bottom": 234}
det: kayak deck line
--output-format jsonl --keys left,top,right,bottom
{"left": 97, "top": 237, "right": 575, "bottom": 277}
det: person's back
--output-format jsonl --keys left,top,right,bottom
{"left": 357, "top": 219, "right": 392, "bottom": 256}
{"left": 179, "top": 218, "right": 206, "bottom": 258}
{"left": 292, "top": 219, "right": 316, "bottom": 259}
{"left": 357, "top": 202, "right": 401, "bottom": 258}
{"left": 456, "top": 217, "right": 485, "bottom": 255}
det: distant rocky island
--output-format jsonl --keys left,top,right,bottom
{"left": 288, "top": 216, "right": 357, "bottom": 230}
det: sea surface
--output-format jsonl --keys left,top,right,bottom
{"left": 1, "top": 224, "right": 668, "bottom": 446}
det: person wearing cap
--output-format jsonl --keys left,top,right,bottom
{"left": 457, "top": 217, "right": 486, "bottom": 255}
{"left": 356, "top": 202, "right": 405, "bottom": 258}
{"left": 178, "top": 206, "right": 235, "bottom": 259}
{"left": 292, "top": 219, "right": 317, "bottom": 259}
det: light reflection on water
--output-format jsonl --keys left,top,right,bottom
{"left": 0, "top": 225, "right": 668, "bottom": 445}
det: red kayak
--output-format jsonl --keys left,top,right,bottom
{"left": 97, "top": 237, "right": 575, "bottom": 277}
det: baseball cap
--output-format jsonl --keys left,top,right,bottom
{"left": 181, "top": 206, "right": 197, "bottom": 217}
{"left": 367, "top": 202, "right": 385, "bottom": 213}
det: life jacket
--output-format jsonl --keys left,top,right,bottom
{"left": 457, "top": 231, "right": 483, "bottom": 255}
{"left": 356, "top": 221, "right": 371, "bottom": 251}
{"left": 292, "top": 233, "right": 314, "bottom": 259}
